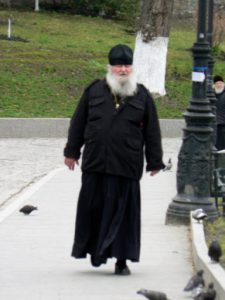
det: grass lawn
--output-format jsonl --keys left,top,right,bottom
{"left": 0, "top": 9, "right": 225, "bottom": 118}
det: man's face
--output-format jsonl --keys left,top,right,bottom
{"left": 110, "top": 65, "right": 133, "bottom": 83}
{"left": 214, "top": 81, "right": 224, "bottom": 90}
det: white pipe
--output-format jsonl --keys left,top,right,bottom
{"left": 7, "top": 18, "right": 11, "bottom": 39}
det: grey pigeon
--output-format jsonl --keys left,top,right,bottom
{"left": 193, "top": 285, "right": 204, "bottom": 300}
{"left": 194, "top": 282, "right": 216, "bottom": 300}
{"left": 208, "top": 240, "right": 222, "bottom": 262}
{"left": 184, "top": 270, "right": 205, "bottom": 294}
{"left": 163, "top": 158, "right": 172, "bottom": 172}
{"left": 137, "top": 289, "right": 169, "bottom": 300}
{"left": 192, "top": 209, "right": 207, "bottom": 222}
{"left": 19, "top": 205, "right": 38, "bottom": 215}
{"left": 202, "top": 282, "right": 216, "bottom": 300}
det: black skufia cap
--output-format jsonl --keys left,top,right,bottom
{"left": 213, "top": 75, "right": 224, "bottom": 83}
{"left": 108, "top": 44, "right": 133, "bottom": 66}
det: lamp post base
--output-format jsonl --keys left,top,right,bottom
{"left": 166, "top": 194, "right": 218, "bottom": 225}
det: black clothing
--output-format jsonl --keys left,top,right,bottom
{"left": 213, "top": 75, "right": 223, "bottom": 83}
{"left": 108, "top": 44, "right": 133, "bottom": 66}
{"left": 64, "top": 79, "right": 164, "bottom": 180}
{"left": 216, "top": 124, "right": 225, "bottom": 151}
{"left": 215, "top": 89, "right": 225, "bottom": 150}
{"left": 71, "top": 173, "right": 141, "bottom": 262}
{"left": 215, "top": 89, "right": 225, "bottom": 125}
{"left": 65, "top": 78, "right": 164, "bottom": 265}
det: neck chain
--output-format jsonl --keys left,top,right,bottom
{"left": 113, "top": 92, "right": 125, "bottom": 109}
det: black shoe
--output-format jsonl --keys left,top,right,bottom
{"left": 115, "top": 264, "right": 131, "bottom": 275}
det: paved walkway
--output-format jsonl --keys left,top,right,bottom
{"left": 0, "top": 138, "right": 66, "bottom": 208}
{"left": 0, "top": 138, "right": 193, "bottom": 300}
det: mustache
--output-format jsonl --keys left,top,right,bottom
{"left": 117, "top": 73, "right": 129, "bottom": 76}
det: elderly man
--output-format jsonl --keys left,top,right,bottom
{"left": 214, "top": 75, "right": 225, "bottom": 150}
{"left": 64, "top": 44, "right": 165, "bottom": 275}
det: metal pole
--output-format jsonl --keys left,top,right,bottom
{"left": 197, "top": 0, "right": 207, "bottom": 40}
{"left": 166, "top": 0, "right": 218, "bottom": 225}
{"left": 207, "top": 0, "right": 216, "bottom": 132}
{"left": 207, "top": 0, "right": 214, "bottom": 48}
{"left": 206, "top": 0, "right": 216, "bottom": 131}
{"left": 206, "top": 0, "right": 217, "bottom": 199}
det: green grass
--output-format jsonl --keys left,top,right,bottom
{"left": 0, "top": 9, "right": 225, "bottom": 117}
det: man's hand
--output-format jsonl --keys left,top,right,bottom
{"left": 64, "top": 157, "right": 79, "bottom": 171}
{"left": 150, "top": 170, "right": 160, "bottom": 176}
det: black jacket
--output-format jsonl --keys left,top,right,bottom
{"left": 215, "top": 89, "right": 225, "bottom": 125}
{"left": 64, "top": 79, "right": 164, "bottom": 180}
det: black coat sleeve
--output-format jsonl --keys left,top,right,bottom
{"left": 142, "top": 88, "right": 165, "bottom": 171}
{"left": 63, "top": 90, "right": 89, "bottom": 159}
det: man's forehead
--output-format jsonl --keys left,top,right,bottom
{"left": 111, "top": 65, "right": 132, "bottom": 67}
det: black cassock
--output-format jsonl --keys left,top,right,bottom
{"left": 65, "top": 79, "right": 165, "bottom": 265}
{"left": 71, "top": 172, "right": 140, "bottom": 264}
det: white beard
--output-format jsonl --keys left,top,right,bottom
{"left": 215, "top": 86, "right": 225, "bottom": 94}
{"left": 106, "top": 67, "right": 138, "bottom": 97}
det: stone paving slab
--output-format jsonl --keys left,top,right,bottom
{"left": 0, "top": 137, "right": 194, "bottom": 300}
{"left": 0, "top": 138, "right": 66, "bottom": 208}
{"left": 0, "top": 138, "right": 180, "bottom": 208}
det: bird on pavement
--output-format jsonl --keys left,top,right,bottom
{"left": 137, "top": 288, "right": 170, "bottom": 300}
{"left": 19, "top": 205, "right": 38, "bottom": 215}
{"left": 163, "top": 158, "right": 172, "bottom": 172}
{"left": 184, "top": 270, "right": 205, "bottom": 296}
{"left": 202, "top": 282, "right": 216, "bottom": 300}
{"left": 208, "top": 240, "right": 222, "bottom": 262}
{"left": 194, "top": 282, "right": 216, "bottom": 300}
{"left": 192, "top": 209, "right": 208, "bottom": 222}
{"left": 193, "top": 285, "right": 204, "bottom": 300}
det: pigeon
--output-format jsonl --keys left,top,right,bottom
{"left": 193, "top": 285, "right": 205, "bottom": 299}
{"left": 194, "top": 282, "right": 216, "bottom": 300}
{"left": 192, "top": 209, "right": 207, "bottom": 222}
{"left": 208, "top": 240, "right": 222, "bottom": 262}
{"left": 163, "top": 158, "right": 172, "bottom": 172}
{"left": 184, "top": 270, "right": 205, "bottom": 295}
{"left": 19, "top": 205, "right": 38, "bottom": 215}
{"left": 137, "top": 288, "right": 169, "bottom": 300}
{"left": 202, "top": 282, "right": 216, "bottom": 300}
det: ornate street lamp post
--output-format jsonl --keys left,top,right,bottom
{"left": 207, "top": 0, "right": 214, "bottom": 48}
{"left": 206, "top": 0, "right": 217, "bottom": 203}
{"left": 166, "top": 0, "right": 218, "bottom": 225}
{"left": 207, "top": 0, "right": 217, "bottom": 146}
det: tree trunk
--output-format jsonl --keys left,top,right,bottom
{"left": 34, "top": 0, "right": 39, "bottom": 11}
{"left": 133, "top": 0, "right": 174, "bottom": 95}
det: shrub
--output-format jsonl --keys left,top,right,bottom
{"left": 73, "top": 0, "right": 140, "bottom": 23}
